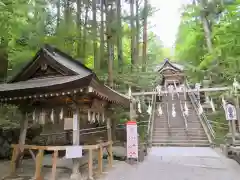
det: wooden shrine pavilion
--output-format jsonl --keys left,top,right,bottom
{"left": 0, "top": 44, "right": 132, "bottom": 180}
{"left": 155, "top": 58, "right": 185, "bottom": 87}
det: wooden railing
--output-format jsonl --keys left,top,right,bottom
{"left": 8, "top": 141, "right": 113, "bottom": 180}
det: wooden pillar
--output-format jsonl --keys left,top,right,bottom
{"left": 111, "top": 118, "right": 116, "bottom": 142}
{"left": 19, "top": 113, "right": 28, "bottom": 146}
{"left": 130, "top": 100, "right": 134, "bottom": 120}
{"left": 107, "top": 118, "right": 113, "bottom": 168}
{"left": 235, "top": 96, "right": 240, "bottom": 132}
{"left": 70, "top": 106, "right": 82, "bottom": 180}
{"left": 14, "top": 113, "right": 28, "bottom": 173}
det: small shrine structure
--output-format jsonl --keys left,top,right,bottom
{"left": 0, "top": 44, "right": 131, "bottom": 179}
{"left": 155, "top": 58, "right": 185, "bottom": 88}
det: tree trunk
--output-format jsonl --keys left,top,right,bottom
{"left": 99, "top": 0, "right": 105, "bottom": 69}
{"left": 64, "top": 0, "right": 71, "bottom": 24}
{"left": 130, "top": 0, "right": 136, "bottom": 70}
{"left": 135, "top": 0, "right": 140, "bottom": 64}
{"left": 82, "top": 3, "right": 89, "bottom": 62}
{"left": 106, "top": 2, "right": 114, "bottom": 87}
{"left": 198, "top": 0, "right": 213, "bottom": 53}
{"left": 142, "top": 0, "right": 147, "bottom": 72}
{"left": 56, "top": 0, "right": 61, "bottom": 28}
{"left": 76, "top": 0, "right": 82, "bottom": 59}
{"left": 116, "top": 0, "right": 123, "bottom": 73}
{"left": 0, "top": 39, "right": 8, "bottom": 82}
{"left": 92, "top": 0, "right": 99, "bottom": 70}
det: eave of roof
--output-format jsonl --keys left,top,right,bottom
{"left": 155, "top": 59, "right": 184, "bottom": 72}
{"left": 0, "top": 44, "right": 131, "bottom": 107}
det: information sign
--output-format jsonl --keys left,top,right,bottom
{"left": 126, "top": 121, "right": 138, "bottom": 159}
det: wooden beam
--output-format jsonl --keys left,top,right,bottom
{"left": 131, "top": 87, "right": 231, "bottom": 96}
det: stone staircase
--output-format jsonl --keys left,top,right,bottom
{"left": 152, "top": 93, "right": 210, "bottom": 147}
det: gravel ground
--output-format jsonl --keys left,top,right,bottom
{"left": 1, "top": 147, "right": 240, "bottom": 180}
{"left": 99, "top": 147, "right": 240, "bottom": 180}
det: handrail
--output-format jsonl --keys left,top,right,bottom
{"left": 180, "top": 100, "right": 188, "bottom": 130}
{"left": 147, "top": 91, "right": 157, "bottom": 146}
{"left": 185, "top": 80, "right": 215, "bottom": 144}
{"left": 166, "top": 100, "right": 171, "bottom": 129}
{"left": 173, "top": 82, "right": 188, "bottom": 130}
{"left": 150, "top": 93, "right": 156, "bottom": 146}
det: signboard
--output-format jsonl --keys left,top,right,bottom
{"left": 225, "top": 103, "right": 237, "bottom": 121}
{"left": 126, "top": 121, "right": 138, "bottom": 159}
{"left": 64, "top": 118, "right": 73, "bottom": 130}
{"left": 66, "top": 146, "right": 83, "bottom": 159}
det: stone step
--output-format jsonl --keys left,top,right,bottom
{"left": 152, "top": 139, "right": 209, "bottom": 144}
{"left": 152, "top": 131, "right": 207, "bottom": 136}
{"left": 151, "top": 142, "right": 210, "bottom": 147}
{"left": 153, "top": 127, "right": 205, "bottom": 131}
{"left": 152, "top": 135, "right": 208, "bottom": 140}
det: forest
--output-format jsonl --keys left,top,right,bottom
{"left": 0, "top": 0, "right": 166, "bottom": 91}
{"left": 0, "top": 0, "right": 240, "bottom": 130}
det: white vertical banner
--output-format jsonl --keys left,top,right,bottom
{"left": 225, "top": 103, "right": 237, "bottom": 121}
{"left": 126, "top": 121, "right": 138, "bottom": 159}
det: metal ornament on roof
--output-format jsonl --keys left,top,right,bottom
{"left": 172, "top": 104, "right": 176, "bottom": 117}
{"left": 157, "top": 104, "right": 163, "bottom": 116}
{"left": 210, "top": 98, "right": 216, "bottom": 112}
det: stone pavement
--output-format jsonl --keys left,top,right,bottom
{"left": 100, "top": 147, "right": 240, "bottom": 180}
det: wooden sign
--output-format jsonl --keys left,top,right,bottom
{"left": 126, "top": 121, "right": 138, "bottom": 159}
{"left": 225, "top": 103, "right": 237, "bottom": 121}
{"left": 66, "top": 146, "right": 83, "bottom": 159}
{"left": 64, "top": 118, "right": 73, "bottom": 130}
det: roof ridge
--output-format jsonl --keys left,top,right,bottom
{"left": 43, "top": 44, "right": 94, "bottom": 74}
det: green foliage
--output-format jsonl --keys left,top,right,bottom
{"left": 0, "top": 105, "right": 21, "bottom": 128}
{"left": 175, "top": 1, "right": 240, "bottom": 84}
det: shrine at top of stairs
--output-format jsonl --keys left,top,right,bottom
{"left": 155, "top": 58, "right": 185, "bottom": 87}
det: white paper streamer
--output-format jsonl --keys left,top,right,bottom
{"left": 210, "top": 98, "right": 216, "bottom": 112}
{"left": 147, "top": 103, "right": 152, "bottom": 115}
{"left": 50, "top": 109, "right": 54, "bottom": 123}
{"left": 59, "top": 108, "right": 64, "bottom": 120}
{"left": 184, "top": 102, "right": 188, "bottom": 116}
{"left": 102, "top": 112, "right": 105, "bottom": 123}
{"left": 172, "top": 104, "right": 176, "bottom": 117}
{"left": 128, "top": 87, "right": 132, "bottom": 97}
{"left": 222, "top": 96, "right": 226, "bottom": 110}
{"left": 32, "top": 109, "right": 36, "bottom": 122}
{"left": 88, "top": 110, "right": 91, "bottom": 122}
{"left": 157, "top": 104, "right": 163, "bottom": 116}
{"left": 91, "top": 112, "right": 96, "bottom": 123}
{"left": 96, "top": 112, "right": 100, "bottom": 122}
{"left": 137, "top": 101, "right": 142, "bottom": 113}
